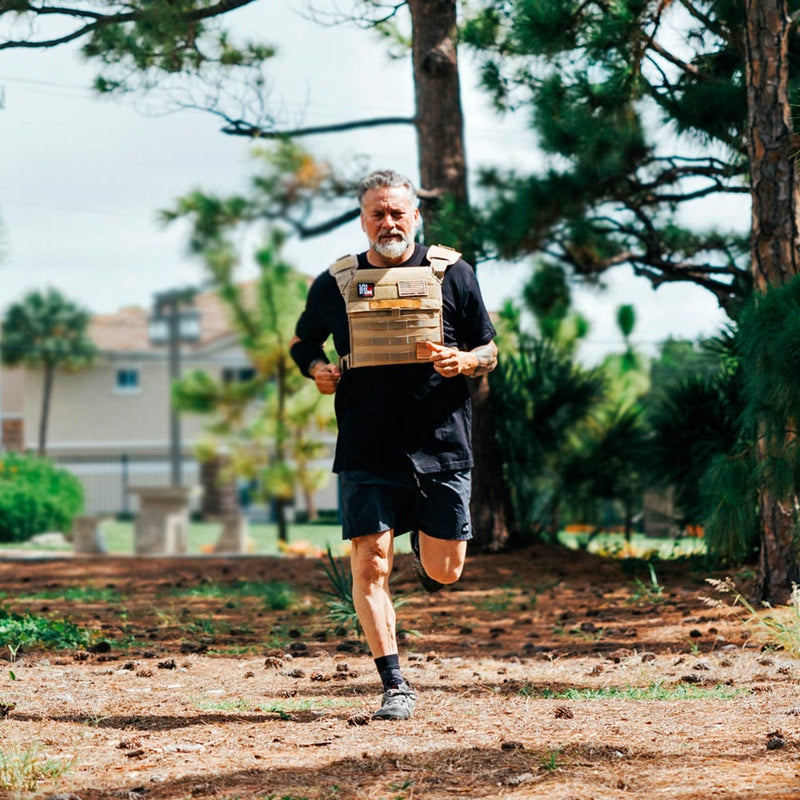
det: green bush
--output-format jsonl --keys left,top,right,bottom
{"left": 0, "top": 453, "right": 84, "bottom": 543}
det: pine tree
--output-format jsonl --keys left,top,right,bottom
{"left": 463, "top": 0, "right": 800, "bottom": 600}
{"left": 462, "top": 0, "right": 755, "bottom": 308}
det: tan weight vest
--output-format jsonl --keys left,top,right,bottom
{"left": 330, "top": 245, "right": 461, "bottom": 370}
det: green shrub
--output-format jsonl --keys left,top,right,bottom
{"left": 0, "top": 453, "right": 84, "bottom": 543}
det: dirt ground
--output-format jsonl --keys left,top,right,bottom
{"left": 1, "top": 543, "right": 799, "bottom": 800}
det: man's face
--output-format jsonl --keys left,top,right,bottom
{"left": 360, "top": 185, "right": 420, "bottom": 265}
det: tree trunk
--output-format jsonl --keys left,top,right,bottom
{"left": 746, "top": 0, "right": 800, "bottom": 291}
{"left": 408, "top": 0, "right": 467, "bottom": 225}
{"left": 408, "top": 0, "right": 513, "bottom": 551}
{"left": 38, "top": 362, "right": 54, "bottom": 457}
{"left": 276, "top": 356, "right": 290, "bottom": 543}
{"left": 276, "top": 497, "right": 290, "bottom": 544}
{"left": 303, "top": 488, "right": 318, "bottom": 522}
{"left": 757, "top": 462, "right": 799, "bottom": 604}
{"left": 468, "top": 375, "right": 513, "bottom": 551}
{"left": 744, "top": 0, "right": 800, "bottom": 601}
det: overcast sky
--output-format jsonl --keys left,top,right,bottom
{"left": 0, "top": 0, "right": 736, "bottom": 362}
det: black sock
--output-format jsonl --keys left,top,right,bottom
{"left": 375, "top": 654, "right": 405, "bottom": 690}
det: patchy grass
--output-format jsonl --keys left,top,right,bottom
{"left": 471, "top": 589, "right": 519, "bottom": 613}
{"left": 16, "top": 585, "right": 125, "bottom": 603}
{"left": 261, "top": 697, "right": 359, "bottom": 718}
{"left": 0, "top": 607, "right": 94, "bottom": 651}
{"left": 191, "top": 696, "right": 254, "bottom": 713}
{"left": 525, "top": 682, "right": 749, "bottom": 700}
{"left": 169, "top": 579, "right": 296, "bottom": 611}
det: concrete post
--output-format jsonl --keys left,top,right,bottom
{"left": 130, "top": 486, "right": 192, "bottom": 555}
{"left": 213, "top": 514, "right": 249, "bottom": 554}
{"left": 71, "top": 515, "right": 108, "bottom": 554}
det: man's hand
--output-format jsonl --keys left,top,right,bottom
{"left": 426, "top": 340, "right": 498, "bottom": 378}
{"left": 310, "top": 360, "right": 342, "bottom": 394}
{"left": 426, "top": 341, "right": 475, "bottom": 377}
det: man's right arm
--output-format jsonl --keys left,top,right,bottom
{"left": 290, "top": 270, "right": 344, "bottom": 394}
{"left": 289, "top": 336, "right": 341, "bottom": 395}
{"left": 289, "top": 335, "right": 328, "bottom": 378}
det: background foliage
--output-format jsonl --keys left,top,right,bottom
{"left": 0, "top": 453, "right": 84, "bottom": 543}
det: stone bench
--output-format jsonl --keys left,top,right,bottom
{"left": 129, "top": 487, "right": 249, "bottom": 555}
{"left": 130, "top": 486, "right": 191, "bottom": 555}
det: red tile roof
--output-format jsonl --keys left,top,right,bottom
{"left": 89, "top": 285, "right": 246, "bottom": 353}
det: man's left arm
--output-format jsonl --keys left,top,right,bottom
{"left": 426, "top": 340, "right": 498, "bottom": 378}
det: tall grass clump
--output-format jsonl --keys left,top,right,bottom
{"left": 0, "top": 743, "right": 73, "bottom": 792}
{"left": 705, "top": 577, "right": 800, "bottom": 655}
{"left": 320, "top": 545, "right": 360, "bottom": 634}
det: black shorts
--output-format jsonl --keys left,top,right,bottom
{"left": 339, "top": 469, "right": 472, "bottom": 542}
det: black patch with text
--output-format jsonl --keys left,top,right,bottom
{"left": 357, "top": 282, "right": 375, "bottom": 298}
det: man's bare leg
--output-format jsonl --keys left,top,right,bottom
{"left": 350, "top": 529, "right": 417, "bottom": 720}
{"left": 350, "top": 530, "right": 396, "bottom": 657}
{"left": 418, "top": 532, "right": 467, "bottom": 585}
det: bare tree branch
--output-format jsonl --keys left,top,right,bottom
{"left": 220, "top": 115, "right": 415, "bottom": 138}
{"left": 301, "top": 0, "right": 407, "bottom": 30}
{"left": 289, "top": 207, "right": 361, "bottom": 237}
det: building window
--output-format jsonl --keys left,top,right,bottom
{"left": 114, "top": 367, "right": 140, "bottom": 393}
{"left": 222, "top": 367, "right": 257, "bottom": 384}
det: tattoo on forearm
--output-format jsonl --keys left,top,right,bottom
{"left": 467, "top": 342, "right": 498, "bottom": 377}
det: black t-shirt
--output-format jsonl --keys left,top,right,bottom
{"left": 293, "top": 243, "right": 496, "bottom": 474}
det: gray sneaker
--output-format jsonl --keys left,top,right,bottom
{"left": 410, "top": 531, "right": 444, "bottom": 593}
{"left": 372, "top": 683, "right": 417, "bottom": 720}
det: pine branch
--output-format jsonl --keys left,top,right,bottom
{"left": 677, "top": 0, "right": 726, "bottom": 40}
{"left": 0, "top": 0, "right": 258, "bottom": 50}
{"left": 645, "top": 38, "right": 701, "bottom": 78}
{"left": 631, "top": 261, "right": 739, "bottom": 309}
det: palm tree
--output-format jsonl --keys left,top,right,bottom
{"left": 1, "top": 289, "right": 97, "bottom": 455}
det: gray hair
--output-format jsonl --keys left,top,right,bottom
{"left": 357, "top": 170, "right": 417, "bottom": 208}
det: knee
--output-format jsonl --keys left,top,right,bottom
{"left": 351, "top": 538, "right": 391, "bottom": 586}
{"left": 419, "top": 535, "right": 467, "bottom": 585}
{"left": 425, "top": 561, "right": 464, "bottom": 585}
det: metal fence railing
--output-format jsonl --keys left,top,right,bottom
{"left": 51, "top": 454, "right": 200, "bottom": 516}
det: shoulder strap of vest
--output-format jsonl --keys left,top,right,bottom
{"left": 328, "top": 253, "right": 358, "bottom": 297}
{"left": 425, "top": 244, "right": 462, "bottom": 280}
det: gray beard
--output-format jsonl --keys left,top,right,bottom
{"left": 373, "top": 236, "right": 412, "bottom": 261}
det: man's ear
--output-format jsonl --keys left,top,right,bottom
{"left": 360, "top": 212, "right": 367, "bottom": 233}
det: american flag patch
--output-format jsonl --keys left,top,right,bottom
{"left": 357, "top": 282, "right": 375, "bottom": 298}
{"left": 397, "top": 279, "right": 428, "bottom": 297}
